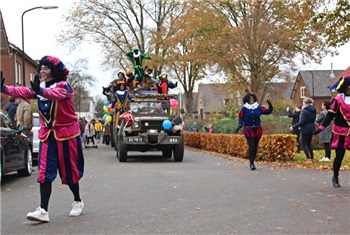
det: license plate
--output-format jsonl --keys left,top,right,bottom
{"left": 128, "top": 137, "right": 143, "bottom": 142}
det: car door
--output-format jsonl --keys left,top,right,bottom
{"left": 0, "top": 111, "right": 25, "bottom": 169}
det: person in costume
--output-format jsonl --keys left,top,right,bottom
{"left": 111, "top": 80, "right": 132, "bottom": 126}
{"left": 125, "top": 47, "right": 151, "bottom": 83}
{"left": 314, "top": 74, "right": 350, "bottom": 188}
{"left": 154, "top": 73, "right": 177, "bottom": 94}
{"left": 1, "top": 56, "right": 84, "bottom": 222}
{"left": 236, "top": 92, "right": 273, "bottom": 170}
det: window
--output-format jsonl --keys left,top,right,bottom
{"left": 300, "top": 86, "right": 306, "bottom": 98}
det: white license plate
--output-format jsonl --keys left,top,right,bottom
{"left": 128, "top": 137, "right": 143, "bottom": 142}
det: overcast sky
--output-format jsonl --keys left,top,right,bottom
{"left": 1, "top": 0, "right": 349, "bottom": 97}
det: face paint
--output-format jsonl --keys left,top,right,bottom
{"left": 41, "top": 67, "right": 51, "bottom": 74}
{"left": 40, "top": 66, "right": 52, "bottom": 81}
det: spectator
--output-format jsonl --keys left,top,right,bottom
{"left": 286, "top": 105, "right": 302, "bottom": 153}
{"left": 84, "top": 120, "right": 96, "bottom": 147}
{"left": 16, "top": 98, "right": 34, "bottom": 145}
{"left": 290, "top": 97, "right": 316, "bottom": 163}
{"left": 205, "top": 124, "right": 214, "bottom": 133}
{"left": 103, "top": 121, "right": 111, "bottom": 145}
{"left": 189, "top": 122, "right": 199, "bottom": 132}
{"left": 316, "top": 101, "right": 332, "bottom": 162}
{"left": 94, "top": 119, "right": 103, "bottom": 143}
{"left": 79, "top": 117, "right": 87, "bottom": 145}
{"left": 5, "top": 96, "right": 19, "bottom": 122}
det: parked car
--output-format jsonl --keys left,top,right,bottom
{"left": 32, "top": 113, "right": 40, "bottom": 159}
{"left": 0, "top": 109, "right": 33, "bottom": 182}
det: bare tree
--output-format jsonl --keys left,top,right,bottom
{"left": 59, "top": 0, "right": 186, "bottom": 76}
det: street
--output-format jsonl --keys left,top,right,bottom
{"left": 1, "top": 143, "right": 350, "bottom": 235}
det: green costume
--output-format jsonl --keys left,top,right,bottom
{"left": 125, "top": 48, "right": 151, "bottom": 83}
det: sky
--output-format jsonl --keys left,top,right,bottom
{"left": 1, "top": 1, "right": 350, "bottom": 97}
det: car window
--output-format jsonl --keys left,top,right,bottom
{"left": 0, "top": 112, "right": 16, "bottom": 129}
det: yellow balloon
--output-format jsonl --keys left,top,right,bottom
{"left": 106, "top": 115, "right": 112, "bottom": 123}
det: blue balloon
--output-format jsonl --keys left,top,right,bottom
{"left": 162, "top": 120, "right": 172, "bottom": 130}
{"left": 104, "top": 101, "right": 109, "bottom": 106}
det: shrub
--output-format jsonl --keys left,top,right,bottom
{"left": 184, "top": 132, "right": 296, "bottom": 162}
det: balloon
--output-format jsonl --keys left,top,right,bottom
{"left": 106, "top": 115, "right": 112, "bottom": 123}
{"left": 107, "top": 104, "right": 112, "bottom": 112}
{"left": 102, "top": 114, "right": 108, "bottom": 122}
{"left": 162, "top": 120, "right": 172, "bottom": 130}
{"left": 103, "top": 106, "right": 107, "bottom": 111}
{"left": 170, "top": 99, "right": 178, "bottom": 108}
{"left": 104, "top": 101, "right": 109, "bottom": 106}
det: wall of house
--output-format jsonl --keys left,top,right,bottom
{"left": 1, "top": 52, "right": 40, "bottom": 110}
{"left": 1, "top": 54, "right": 16, "bottom": 109}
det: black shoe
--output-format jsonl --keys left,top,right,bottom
{"left": 250, "top": 163, "right": 256, "bottom": 170}
{"left": 332, "top": 176, "right": 341, "bottom": 188}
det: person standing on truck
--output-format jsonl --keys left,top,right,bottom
{"left": 125, "top": 47, "right": 151, "bottom": 83}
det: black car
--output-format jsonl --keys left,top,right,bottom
{"left": 0, "top": 109, "right": 33, "bottom": 182}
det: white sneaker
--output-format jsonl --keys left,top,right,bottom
{"left": 319, "top": 157, "right": 331, "bottom": 162}
{"left": 26, "top": 207, "right": 49, "bottom": 222}
{"left": 69, "top": 201, "right": 84, "bottom": 216}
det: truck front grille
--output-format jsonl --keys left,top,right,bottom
{"left": 140, "top": 120, "right": 164, "bottom": 132}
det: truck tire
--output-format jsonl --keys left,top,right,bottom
{"left": 173, "top": 139, "right": 184, "bottom": 162}
{"left": 118, "top": 141, "right": 128, "bottom": 162}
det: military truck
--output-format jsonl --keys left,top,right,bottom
{"left": 112, "top": 89, "right": 184, "bottom": 162}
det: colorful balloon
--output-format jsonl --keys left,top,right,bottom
{"left": 170, "top": 99, "right": 178, "bottom": 108}
{"left": 162, "top": 120, "right": 172, "bottom": 130}
{"left": 106, "top": 115, "right": 112, "bottom": 123}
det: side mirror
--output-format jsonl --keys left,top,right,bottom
{"left": 17, "top": 125, "right": 27, "bottom": 132}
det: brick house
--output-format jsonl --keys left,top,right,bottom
{"left": 290, "top": 70, "right": 343, "bottom": 113}
{"left": 0, "top": 10, "right": 38, "bottom": 110}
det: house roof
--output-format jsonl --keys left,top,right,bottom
{"left": 266, "top": 82, "right": 294, "bottom": 99}
{"left": 329, "top": 66, "right": 350, "bottom": 88}
{"left": 0, "top": 10, "right": 10, "bottom": 55}
{"left": 291, "top": 70, "right": 343, "bottom": 98}
{"left": 198, "top": 83, "right": 234, "bottom": 113}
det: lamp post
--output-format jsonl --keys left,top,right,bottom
{"left": 21, "top": 6, "right": 58, "bottom": 86}
{"left": 308, "top": 71, "right": 314, "bottom": 100}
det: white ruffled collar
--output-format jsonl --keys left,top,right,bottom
{"left": 244, "top": 102, "right": 259, "bottom": 110}
{"left": 37, "top": 81, "right": 57, "bottom": 101}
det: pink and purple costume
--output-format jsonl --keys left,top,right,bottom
{"left": 1, "top": 81, "right": 84, "bottom": 185}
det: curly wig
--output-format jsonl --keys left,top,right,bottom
{"left": 243, "top": 92, "right": 257, "bottom": 104}
{"left": 37, "top": 56, "right": 69, "bottom": 82}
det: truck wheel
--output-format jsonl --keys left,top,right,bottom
{"left": 162, "top": 149, "right": 172, "bottom": 158}
{"left": 173, "top": 140, "right": 184, "bottom": 162}
{"left": 116, "top": 135, "right": 127, "bottom": 162}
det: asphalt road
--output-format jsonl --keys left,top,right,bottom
{"left": 1, "top": 143, "right": 350, "bottom": 235}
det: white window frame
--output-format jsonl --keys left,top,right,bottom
{"left": 300, "top": 86, "right": 306, "bottom": 98}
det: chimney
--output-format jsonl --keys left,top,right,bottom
{"left": 330, "top": 62, "right": 335, "bottom": 78}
